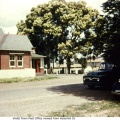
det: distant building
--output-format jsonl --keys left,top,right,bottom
{"left": 87, "top": 57, "right": 104, "bottom": 69}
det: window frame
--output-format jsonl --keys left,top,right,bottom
{"left": 9, "top": 55, "right": 16, "bottom": 67}
{"left": 17, "top": 55, "right": 23, "bottom": 67}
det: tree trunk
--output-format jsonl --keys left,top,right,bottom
{"left": 45, "top": 48, "right": 51, "bottom": 69}
{"left": 46, "top": 56, "right": 50, "bottom": 69}
{"left": 67, "top": 57, "right": 71, "bottom": 74}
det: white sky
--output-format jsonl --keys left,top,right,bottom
{"left": 0, "top": 0, "right": 107, "bottom": 34}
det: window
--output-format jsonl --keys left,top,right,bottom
{"left": 10, "top": 55, "right": 15, "bottom": 67}
{"left": 17, "top": 55, "right": 23, "bottom": 67}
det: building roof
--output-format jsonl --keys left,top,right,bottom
{"left": 0, "top": 33, "right": 33, "bottom": 51}
{"left": 31, "top": 53, "right": 46, "bottom": 59}
{"left": 0, "top": 28, "right": 46, "bottom": 58}
{"left": 87, "top": 57, "right": 104, "bottom": 63}
{"left": 0, "top": 28, "right": 4, "bottom": 42}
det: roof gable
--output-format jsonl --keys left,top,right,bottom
{"left": 0, "top": 33, "right": 33, "bottom": 51}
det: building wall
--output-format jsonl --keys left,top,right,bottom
{"left": 0, "top": 51, "right": 31, "bottom": 70}
{"left": 0, "top": 69, "right": 35, "bottom": 78}
{"left": 0, "top": 51, "right": 9, "bottom": 69}
{"left": 24, "top": 52, "right": 31, "bottom": 68}
{"left": 40, "top": 68, "right": 44, "bottom": 74}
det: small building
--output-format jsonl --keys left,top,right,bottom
{"left": 87, "top": 57, "right": 104, "bottom": 69}
{"left": 0, "top": 28, "right": 45, "bottom": 78}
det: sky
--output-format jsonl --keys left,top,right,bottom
{"left": 0, "top": 0, "right": 107, "bottom": 34}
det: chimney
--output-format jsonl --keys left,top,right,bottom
{"left": 32, "top": 47, "right": 36, "bottom": 54}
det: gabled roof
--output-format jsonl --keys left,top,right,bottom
{"left": 0, "top": 28, "right": 46, "bottom": 58}
{"left": 0, "top": 33, "right": 33, "bottom": 52}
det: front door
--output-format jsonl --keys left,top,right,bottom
{"left": 36, "top": 60, "right": 40, "bottom": 73}
{"left": 32, "top": 59, "right": 40, "bottom": 73}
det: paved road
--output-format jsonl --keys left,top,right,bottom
{"left": 0, "top": 74, "right": 112, "bottom": 117}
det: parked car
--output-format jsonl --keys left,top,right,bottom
{"left": 111, "top": 80, "right": 120, "bottom": 97}
{"left": 83, "top": 62, "right": 120, "bottom": 89}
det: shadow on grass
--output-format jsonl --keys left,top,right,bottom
{"left": 47, "top": 83, "right": 114, "bottom": 101}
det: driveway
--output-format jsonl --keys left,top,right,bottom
{"left": 0, "top": 74, "right": 112, "bottom": 117}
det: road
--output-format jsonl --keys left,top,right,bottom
{"left": 0, "top": 74, "right": 112, "bottom": 117}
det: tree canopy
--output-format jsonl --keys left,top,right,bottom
{"left": 93, "top": 0, "right": 120, "bottom": 66}
{"left": 57, "top": 1, "right": 99, "bottom": 72}
{"left": 17, "top": 0, "right": 67, "bottom": 68}
{"left": 17, "top": 0, "right": 101, "bottom": 71}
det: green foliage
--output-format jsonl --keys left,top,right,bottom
{"left": 16, "top": 0, "right": 100, "bottom": 69}
{"left": 92, "top": 15, "right": 106, "bottom": 55}
{"left": 57, "top": 1, "right": 100, "bottom": 72}
{"left": 93, "top": 0, "right": 120, "bottom": 66}
{"left": 17, "top": 0, "right": 68, "bottom": 68}
{"left": 0, "top": 76, "right": 58, "bottom": 83}
{"left": 77, "top": 58, "right": 87, "bottom": 69}
{"left": 102, "top": 0, "right": 120, "bottom": 66}
{"left": 58, "top": 1, "right": 99, "bottom": 58}
{"left": 49, "top": 101, "right": 120, "bottom": 117}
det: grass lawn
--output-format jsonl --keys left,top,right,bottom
{"left": 49, "top": 100, "right": 120, "bottom": 117}
{"left": 0, "top": 75, "right": 58, "bottom": 84}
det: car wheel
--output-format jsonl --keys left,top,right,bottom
{"left": 88, "top": 85, "right": 95, "bottom": 89}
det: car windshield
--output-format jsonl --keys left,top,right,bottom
{"left": 99, "top": 62, "right": 114, "bottom": 70}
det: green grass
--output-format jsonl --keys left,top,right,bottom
{"left": 49, "top": 100, "right": 120, "bottom": 117}
{"left": 0, "top": 78, "right": 21, "bottom": 83}
{"left": 0, "top": 75, "right": 58, "bottom": 84}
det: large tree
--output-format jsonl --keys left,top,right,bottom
{"left": 17, "top": 0, "right": 67, "bottom": 68}
{"left": 17, "top": 0, "right": 100, "bottom": 71}
{"left": 102, "top": 0, "right": 120, "bottom": 66}
{"left": 93, "top": 0, "right": 120, "bottom": 66}
{"left": 58, "top": 1, "right": 100, "bottom": 73}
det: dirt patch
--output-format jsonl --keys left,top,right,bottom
{"left": 0, "top": 74, "right": 116, "bottom": 117}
